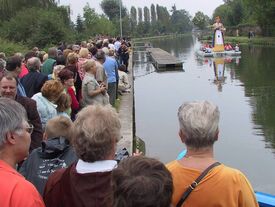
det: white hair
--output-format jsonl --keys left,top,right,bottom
{"left": 0, "top": 98, "right": 27, "bottom": 146}
{"left": 178, "top": 101, "right": 220, "bottom": 148}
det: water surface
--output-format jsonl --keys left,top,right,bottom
{"left": 134, "top": 36, "right": 275, "bottom": 194}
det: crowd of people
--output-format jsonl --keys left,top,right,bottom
{"left": 0, "top": 36, "right": 259, "bottom": 207}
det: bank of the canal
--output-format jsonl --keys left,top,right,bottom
{"left": 201, "top": 35, "right": 275, "bottom": 46}
{"left": 116, "top": 53, "right": 134, "bottom": 155}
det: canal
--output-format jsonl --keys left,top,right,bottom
{"left": 133, "top": 35, "right": 275, "bottom": 194}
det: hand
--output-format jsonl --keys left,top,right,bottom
{"left": 132, "top": 149, "right": 143, "bottom": 156}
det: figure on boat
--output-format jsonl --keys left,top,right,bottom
{"left": 212, "top": 16, "right": 226, "bottom": 52}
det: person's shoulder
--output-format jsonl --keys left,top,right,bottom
{"left": 44, "top": 165, "right": 72, "bottom": 195}
{"left": 12, "top": 178, "right": 45, "bottom": 206}
{"left": 166, "top": 160, "right": 179, "bottom": 170}
{"left": 217, "top": 164, "right": 250, "bottom": 181}
{"left": 16, "top": 95, "right": 36, "bottom": 106}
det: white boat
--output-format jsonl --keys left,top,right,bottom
{"left": 196, "top": 50, "right": 241, "bottom": 57}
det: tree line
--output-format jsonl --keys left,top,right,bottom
{"left": 0, "top": 0, "right": 274, "bottom": 51}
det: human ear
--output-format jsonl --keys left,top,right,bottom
{"left": 178, "top": 129, "right": 186, "bottom": 143}
{"left": 5, "top": 131, "right": 17, "bottom": 145}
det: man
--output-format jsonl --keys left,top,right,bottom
{"left": 21, "top": 57, "right": 48, "bottom": 98}
{"left": 44, "top": 105, "right": 121, "bottom": 207}
{"left": 0, "top": 74, "right": 43, "bottom": 152}
{"left": 41, "top": 47, "right": 57, "bottom": 75}
{"left": 5, "top": 55, "right": 26, "bottom": 96}
{"left": 0, "top": 97, "right": 45, "bottom": 207}
{"left": 0, "top": 58, "right": 5, "bottom": 78}
{"left": 95, "top": 50, "right": 108, "bottom": 87}
{"left": 103, "top": 52, "right": 118, "bottom": 106}
{"left": 166, "top": 101, "right": 258, "bottom": 207}
{"left": 112, "top": 156, "right": 173, "bottom": 207}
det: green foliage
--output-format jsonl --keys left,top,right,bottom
{"left": 0, "top": 0, "right": 57, "bottom": 20}
{"left": 82, "top": 3, "right": 116, "bottom": 38}
{"left": 212, "top": 0, "right": 275, "bottom": 36}
{"left": 143, "top": 7, "right": 150, "bottom": 23}
{"left": 243, "top": 0, "right": 275, "bottom": 36}
{"left": 130, "top": 6, "right": 137, "bottom": 27}
{"left": 0, "top": 38, "right": 28, "bottom": 56}
{"left": 100, "top": 0, "right": 127, "bottom": 21}
{"left": 192, "top": 11, "right": 210, "bottom": 30}
{"left": 150, "top": 4, "right": 157, "bottom": 23}
{"left": 0, "top": 7, "right": 73, "bottom": 48}
{"left": 170, "top": 9, "right": 192, "bottom": 33}
{"left": 138, "top": 8, "right": 143, "bottom": 23}
{"left": 76, "top": 14, "right": 85, "bottom": 33}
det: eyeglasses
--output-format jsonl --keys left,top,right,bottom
{"left": 25, "top": 124, "right": 34, "bottom": 134}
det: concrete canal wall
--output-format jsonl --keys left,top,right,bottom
{"left": 116, "top": 54, "right": 134, "bottom": 155}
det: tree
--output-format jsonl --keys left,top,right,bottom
{"left": 144, "top": 6, "right": 150, "bottom": 23}
{"left": 0, "top": 0, "right": 58, "bottom": 20}
{"left": 243, "top": 0, "right": 275, "bottom": 35}
{"left": 130, "top": 6, "right": 137, "bottom": 26}
{"left": 170, "top": 9, "right": 192, "bottom": 33}
{"left": 76, "top": 14, "right": 84, "bottom": 33}
{"left": 143, "top": 6, "right": 150, "bottom": 34}
{"left": 82, "top": 3, "right": 116, "bottom": 37}
{"left": 150, "top": 4, "right": 157, "bottom": 23}
{"left": 192, "top": 11, "right": 210, "bottom": 30}
{"left": 1, "top": 7, "right": 72, "bottom": 48}
{"left": 130, "top": 6, "right": 137, "bottom": 33}
{"left": 100, "top": 0, "right": 127, "bottom": 21}
{"left": 138, "top": 7, "right": 143, "bottom": 23}
{"left": 156, "top": 4, "right": 170, "bottom": 33}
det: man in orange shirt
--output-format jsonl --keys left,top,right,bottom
{"left": 0, "top": 98, "right": 45, "bottom": 207}
{"left": 166, "top": 101, "right": 259, "bottom": 207}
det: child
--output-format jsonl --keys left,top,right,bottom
{"left": 19, "top": 116, "right": 77, "bottom": 195}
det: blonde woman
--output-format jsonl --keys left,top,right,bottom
{"left": 81, "top": 59, "right": 109, "bottom": 107}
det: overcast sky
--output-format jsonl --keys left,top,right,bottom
{"left": 59, "top": 0, "right": 224, "bottom": 22}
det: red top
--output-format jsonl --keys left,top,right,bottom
{"left": 0, "top": 160, "right": 45, "bottom": 207}
{"left": 68, "top": 87, "right": 79, "bottom": 111}
{"left": 19, "top": 63, "right": 29, "bottom": 78}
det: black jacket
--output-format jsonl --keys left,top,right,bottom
{"left": 21, "top": 71, "right": 48, "bottom": 98}
{"left": 19, "top": 137, "right": 77, "bottom": 195}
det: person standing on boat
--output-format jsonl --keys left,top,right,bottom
{"left": 212, "top": 16, "right": 226, "bottom": 52}
{"left": 166, "top": 101, "right": 259, "bottom": 207}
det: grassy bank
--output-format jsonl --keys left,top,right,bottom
{"left": 200, "top": 35, "right": 275, "bottom": 46}
{"left": 0, "top": 38, "right": 28, "bottom": 56}
{"left": 133, "top": 33, "right": 191, "bottom": 42}
{"left": 224, "top": 36, "right": 275, "bottom": 46}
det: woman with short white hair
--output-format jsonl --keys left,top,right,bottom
{"left": 81, "top": 59, "right": 109, "bottom": 107}
{"left": 167, "top": 101, "right": 258, "bottom": 207}
{"left": 44, "top": 104, "right": 121, "bottom": 207}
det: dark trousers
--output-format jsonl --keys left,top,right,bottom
{"left": 108, "top": 82, "right": 117, "bottom": 106}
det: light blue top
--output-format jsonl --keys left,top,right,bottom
{"left": 32, "top": 92, "right": 57, "bottom": 130}
{"left": 103, "top": 57, "right": 118, "bottom": 83}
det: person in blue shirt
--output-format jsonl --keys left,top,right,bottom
{"left": 103, "top": 52, "right": 118, "bottom": 106}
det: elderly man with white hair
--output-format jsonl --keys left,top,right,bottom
{"left": 166, "top": 101, "right": 259, "bottom": 207}
{"left": 0, "top": 98, "right": 45, "bottom": 207}
{"left": 21, "top": 57, "right": 48, "bottom": 98}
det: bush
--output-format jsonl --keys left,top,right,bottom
{"left": 0, "top": 38, "right": 28, "bottom": 56}
{"left": 0, "top": 7, "right": 73, "bottom": 49}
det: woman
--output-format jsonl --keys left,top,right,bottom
{"left": 58, "top": 69, "right": 79, "bottom": 119}
{"left": 32, "top": 80, "right": 64, "bottom": 130}
{"left": 77, "top": 48, "right": 90, "bottom": 81}
{"left": 81, "top": 59, "right": 109, "bottom": 107}
{"left": 65, "top": 52, "right": 82, "bottom": 101}
{"left": 166, "top": 101, "right": 258, "bottom": 207}
{"left": 212, "top": 16, "right": 226, "bottom": 52}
